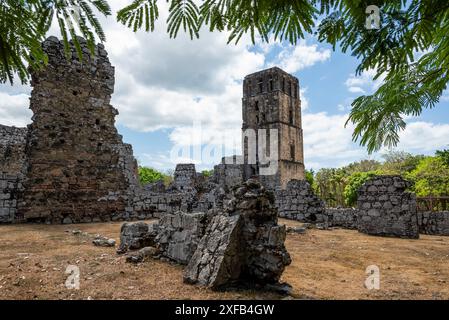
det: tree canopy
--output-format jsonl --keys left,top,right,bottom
{"left": 1, "top": 0, "right": 448, "bottom": 153}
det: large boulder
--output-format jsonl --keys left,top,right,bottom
{"left": 155, "top": 211, "right": 210, "bottom": 264}
{"left": 117, "top": 221, "right": 158, "bottom": 253}
{"left": 183, "top": 178, "right": 291, "bottom": 289}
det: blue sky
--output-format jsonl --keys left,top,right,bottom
{"left": 1, "top": 0, "right": 448, "bottom": 173}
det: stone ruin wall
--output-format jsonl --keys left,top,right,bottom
{"left": 275, "top": 179, "right": 326, "bottom": 223}
{"left": 274, "top": 175, "right": 448, "bottom": 236}
{"left": 17, "top": 36, "right": 139, "bottom": 224}
{"left": 0, "top": 125, "right": 28, "bottom": 223}
{"left": 0, "top": 125, "right": 28, "bottom": 176}
{"left": 417, "top": 211, "right": 449, "bottom": 236}
{"left": 0, "top": 173, "right": 22, "bottom": 223}
{"left": 357, "top": 175, "right": 419, "bottom": 239}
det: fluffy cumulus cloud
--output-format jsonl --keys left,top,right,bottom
{"left": 302, "top": 112, "right": 449, "bottom": 170}
{"left": 344, "top": 68, "right": 384, "bottom": 94}
{"left": 269, "top": 40, "right": 331, "bottom": 73}
{"left": 0, "top": 92, "right": 32, "bottom": 127}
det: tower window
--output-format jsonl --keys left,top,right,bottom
{"left": 256, "top": 115, "right": 259, "bottom": 124}
{"left": 269, "top": 76, "right": 273, "bottom": 91}
{"left": 288, "top": 81, "right": 292, "bottom": 96}
{"left": 258, "top": 78, "right": 263, "bottom": 93}
{"left": 255, "top": 100, "right": 259, "bottom": 111}
{"left": 282, "top": 78, "right": 285, "bottom": 92}
{"left": 290, "top": 145, "right": 295, "bottom": 160}
{"left": 293, "top": 84, "right": 297, "bottom": 98}
{"left": 289, "top": 109, "right": 294, "bottom": 125}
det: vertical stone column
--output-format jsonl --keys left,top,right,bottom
{"left": 18, "top": 37, "right": 138, "bottom": 224}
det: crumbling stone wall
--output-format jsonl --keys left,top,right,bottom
{"left": 0, "top": 125, "right": 28, "bottom": 176}
{"left": 184, "top": 179, "right": 291, "bottom": 289}
{"left": 173, "top": 164, "right": 197, "bottom": 191}
{"left": 325, "top": 208, "right": 358, "bottom": 229}
{"left": 0, "top": 173, "right": 22, "bottom": 223}
{"left": 275, "top": 179, "right": 326, "bottom": 223}
{"left": 212, "top": 156, "right": 245, "bottom": 192}
{"left": 418, "top": 211, "right": 449, "bottom": 236}
{"left": 357, "top": 176, "right": 419, "bottom": 239}
{"left": 18, "top": 37, "right": 139, "bottom": 223}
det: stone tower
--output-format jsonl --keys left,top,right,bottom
{"left": 18, "top": 37, "right": 139, "bottom": 223}
{"left": 242, "top": 67, "right": 305, "bottom": 189}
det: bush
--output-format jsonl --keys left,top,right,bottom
{"left": 305, "top": 169, "right": 314, "bottom": 186}
{"left": 201, "top": 169, "right": 213, "bottom": 177}
{"left": 138, "top": 167, "right": 164, "bottom": 185}
{"left": 343, "top": 171, "right": 377, "bottom": 207}
{"left": 407, "top": 157, "right": 449, "bottom": 197}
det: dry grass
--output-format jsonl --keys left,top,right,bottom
{"left": 0, "top": 218, "right": 448, "bottom": 300}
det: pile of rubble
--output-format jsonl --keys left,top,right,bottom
{"left": 117, "top": 179, "right": 291, "bottom": 291}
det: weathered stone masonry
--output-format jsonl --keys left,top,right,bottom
{"left": 357, "top": 176, "right": 419, "bottom": 239}
{"left": 0, "top": 125, "right": 28, "bottom": 223}
{"left": 18, "top": 37, "right": 139, "bottom": 223}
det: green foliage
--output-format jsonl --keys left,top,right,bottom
{"left": 406, "top": 157, "right": 449, "bottom": 197}
{"left": 201, "top": 169, "right": 213, "bottom": 177}
{"left": 0, "top": 0, "right": 110, "bottom": 84}
{"left": 343, "top": 171, "right": 377, "bottom": 207}
{"left": 305, "top": 169, "right": 314, "bottom": 186}
{"left": 436, "top": 149, "right": 449, "bottom": 167}
{"left": 138, "top": 166, "right": 164, "bottom": 185}
{"left": 381, "top": 150, "right": 425, "bottom": 175}
{"left": 344, "top": 159, "right": 381, "bottom": 174}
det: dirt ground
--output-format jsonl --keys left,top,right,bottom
{"left": 0, "top": 218, "right": 448, "bottom": 300}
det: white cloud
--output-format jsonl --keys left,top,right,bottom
{"left": 0, "top": 92, "right": 32, "bottom": 127}
{"left": 344, "top": 69, "right": 384, "bottom": 95}
{"left": 394, "top": 121, "right": 449, "bottom": 153}
{"left": 269, "top": 40, "right": 331, "bottom": 74}
{"left": 300, "top": 87, "right": 309, "bottom": 110}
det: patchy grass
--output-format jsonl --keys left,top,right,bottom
{"left": 0, "top": 218, "right": 448, "bottom": 300}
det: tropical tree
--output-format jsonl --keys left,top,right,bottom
{"left": 436, "top": 149, "right": 449, "bottom": 167}
{"left": 305, "top": 168, "right": 314, "bottom": 186}
{"left": 2, "top": 0, "right": 449, "bottom": 153}
{"left": 0, "top": 0, "right": 111, "bottom": 84}
{"left": 343, "top": 171, "right": 376, "bottom": 207}
{"left": 381, "top": 150, "right": 425, "bottom": 175}
{"left": 201, "top": 169, "right": 213, "bottom": 177}
{"left": 406, "top": 157, "right": 449, "bottom": 197}
{"left": 138, "top": 166, "right": 164, "bottom": 185}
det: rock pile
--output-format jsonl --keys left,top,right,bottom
{"left": 117, "top": 221, "right": 158, "bottom": 254}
